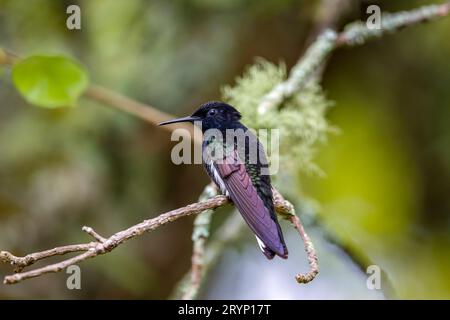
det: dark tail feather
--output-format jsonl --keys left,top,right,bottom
{"left": 263, "top": 248, "right": 275, "bottom": 260}
{"left": 256, "top": 235, "right": 288, "bottom": 260}
{"left": 262, "top": 246, "right": 288, "bottom": 260}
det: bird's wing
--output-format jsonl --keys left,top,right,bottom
{"left": 214, "top": 150, "right": 288, "bottom": 259}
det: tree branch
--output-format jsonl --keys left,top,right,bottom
{"left": 0, "top": 243, "right": 97, "bottom": 273}
{"left": 257, "top": 2, "right": 450, "bottom": 115}
{"left": 84, "top": 85, "right": 202, "bottom": 145}
{"left": 0, "top": 195, "right": 229, "bottom": 284}
{"left": 336, "top": 2, "right": 450, "bottom": 46}
{"left": 1, "top": 190, "right": 316, "bottom": 287}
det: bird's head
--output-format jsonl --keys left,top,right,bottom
{"left": 158, "top": 101, "right": 242, "bottom": 132}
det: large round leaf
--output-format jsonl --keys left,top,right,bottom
{"left": 12, "top": 55, "right": 89, "bottom": 108}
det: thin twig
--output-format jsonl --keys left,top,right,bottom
{"left": 82, "top": 226, "right": 107, "bottom": 243}
{"left": 290, "top": 215, "right": 319, "bottom": 283}
{"left": 85, "top": 85, "right": 171, "bottom": 127}
{"left": 85, "top": 85, "right": 203, "bottom": 145}
{"left": 272, "top": 188, "right": 318, "bottom": 284}
{"left": 0, "top": 243, "right": 97, "bottom": 273}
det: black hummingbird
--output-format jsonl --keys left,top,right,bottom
{"left": 159, "top": 101, "right": 288, "bottom": 259}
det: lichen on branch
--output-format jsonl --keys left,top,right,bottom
{"left": 222, "top": 59, "right": 335, "bottom": 176}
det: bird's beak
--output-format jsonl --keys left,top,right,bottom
{"left": 158, "top": 116, "right": 201, "bottom": 126}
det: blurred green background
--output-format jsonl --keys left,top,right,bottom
{"left": 0, "top": 0, "right": 449, "bottom": 299}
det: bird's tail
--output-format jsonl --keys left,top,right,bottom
{"left": 255, "top": 222, "right": 288, "bottom": 260}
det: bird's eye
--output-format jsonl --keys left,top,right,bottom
{"left": 208, "top": 109, "right": 217, "bottom": 116}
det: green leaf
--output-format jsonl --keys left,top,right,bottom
{"left": 12, "top": 55, "right": 89, "bottom": 108}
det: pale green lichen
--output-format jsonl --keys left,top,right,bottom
{"left": 222, "top": 59, "right": 335, "bottom": 176}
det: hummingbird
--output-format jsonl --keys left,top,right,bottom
{"left": 159, "top": 101, "right": 288, "bottom": 259}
